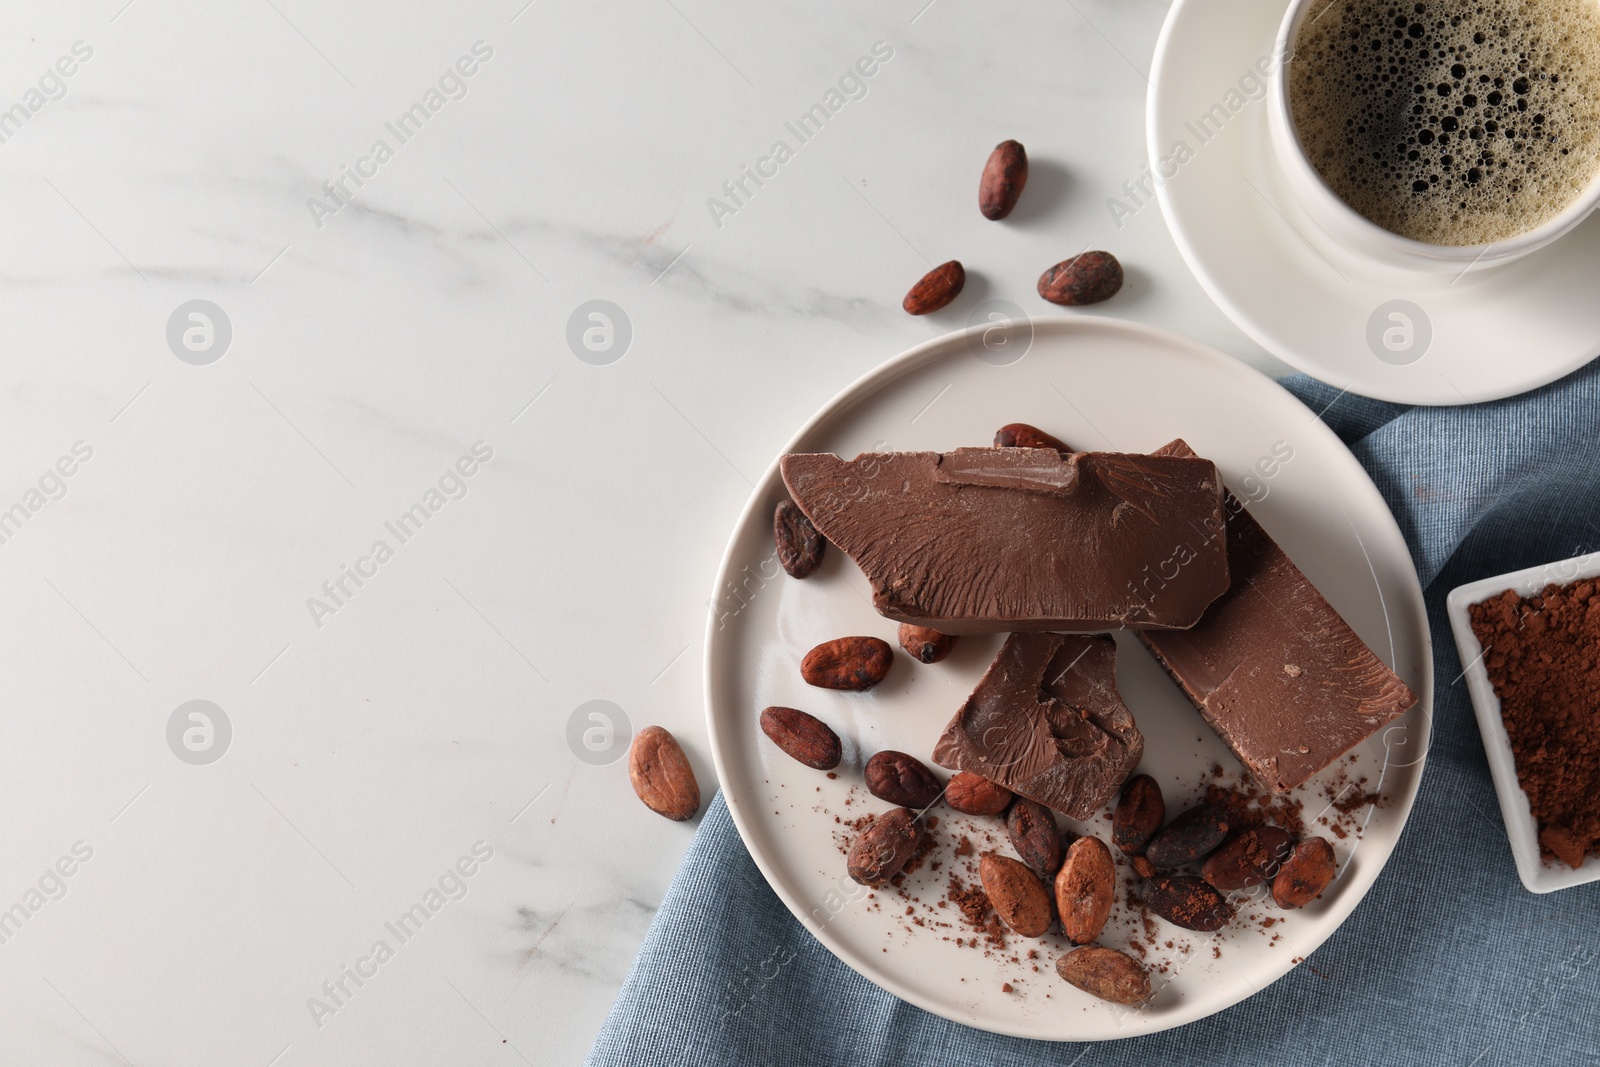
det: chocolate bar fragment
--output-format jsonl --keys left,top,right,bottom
{"left": 932, "top": 632, "right": 1143, "bottom": 819}
{"left": 1138, "top": 439, "right": 1418, "bottom": 793}
{"left": 779, "top": 448, "right": 1230, "bottom": 634}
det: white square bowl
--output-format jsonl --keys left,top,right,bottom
{"left": 1446, "top": 552, "right": 1600, "bottom": 893}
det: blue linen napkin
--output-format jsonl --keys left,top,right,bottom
{"left": 588, "top": 366, "right": 1600, "bottom": 1067}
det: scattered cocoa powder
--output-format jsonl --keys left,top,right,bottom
{"left": 834, "top": 812, "right": 876, "bottom": 855}
{"left": 1204, "top": 781, "right": 1306, "bottom": 837}
{"left": 1470, "top": 581, "right": 1600, "bottom": 869}
{"left": 889, "top": 828, "right": 939, "bottom": 882}
{"left": 1332, "top": 785, "right": 1380, "bottom": 815}
{"left": 948, "top": 875, "right": 991, "bottom": 927}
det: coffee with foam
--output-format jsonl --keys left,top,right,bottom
{"left": 1289, "top": 0, "right": 1600, "bottom": 245}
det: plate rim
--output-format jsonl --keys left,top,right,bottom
{"left": 1145, "top": 0, "right": 1600, "bottom": 406}
{"left": 702, "top": 316, "right": 1435, "bottom": 1040}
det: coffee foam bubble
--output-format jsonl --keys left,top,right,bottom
{"left": 1290, "top": 0, "right": 1600, "bottom": 245}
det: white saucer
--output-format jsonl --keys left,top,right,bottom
{"left": 1148, "top": 0, "right": 1600, "bottom": 405}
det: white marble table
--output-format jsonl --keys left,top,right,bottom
{"left": 0, "top": 1, "right": 1283, "bottom": 1062}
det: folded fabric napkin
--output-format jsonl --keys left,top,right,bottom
{"left": 589, "top": 366, "right": 1600, "bottom": 1067}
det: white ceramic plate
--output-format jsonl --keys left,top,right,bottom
{"left": 1446, "top": 552, "right": 1600, "bottom": 893}
{"left": 703, "top": 318, "right": 1433, "bottom": 1040}
{"left": 1148, "top": 0, "right": 1600, "bottom": 405}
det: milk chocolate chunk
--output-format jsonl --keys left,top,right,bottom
{"left": 779, "top": 448, "right": 1229, "bottom": 634}
{"left": 1138, "top": 439, "right": 1418, "bottom": 794}
{"left": 932, "top": 632, "right": 1143, "bottom": 819}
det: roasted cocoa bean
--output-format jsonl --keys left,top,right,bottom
{"left": 944, "top": 771, "right": 1014, "bottom": 816}
{"left": 800, "top": 636, "right": 893, "bottom": 690}
{"left": 1112, "top": 774, "right": 1165, "bottom": 855}
{"left": 758, "top": 706, "right": 842, "bottom": 771}
{"left": 1054, "top": 836, "right": 1116, "bottom": 945}
{"left": 897, "top": 623, "right": 955, "bottom": 664}
{"left": 979, "top": 852, "right": 1054, "bottom": 937}
{"left": 1056, "top": 946, "right": 1151, "bottom": 1005}
{"left": 1143, "top": 873, "right": 1234, "bottom": 932}
{"left": 1202, "top": 827, "right": 1296, "bottom": 892}
{"left": 847, "top": 808, "right": 924, "bottom": 887}
{"left": 1007, "top": 797, "right": 1065, "bottom": 880}
{"left": 774, "top": 500, "right": 825, "bottom": 579}
{"left": 1145, "top": 803, "right": 1229, "bottom": 868}
{"left": 1038, "top": 251, "right": 1123, "bottom": 306}
{"left": 993, "top": 422, "right": 1071, "bottom": 452}
{"left": 628, "top": 726, "right": 700, "bottom": 822}
{"left": 902, "top": 260, "right": 966, "bottom": 315}
{"left": 864, "top": 750, "right": 943, "bottom": 809}
{"left": 979, "top": 139, "right": 1029, "bottom": 220}
{"left": 1272, "top": 837, "right": 1337, "bottom": 908}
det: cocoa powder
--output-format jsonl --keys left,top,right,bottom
{"left": 1469, "top": 580, "right": 1600, "bottom": 869}
{"left": 948, "top": 875, "right": 991, "bottom": 927}
{"left": 1204, "top": 777, "right": 1306, "bottom": 837}
{"left": 947, "top": 874, "right": 1009, "bottom": 949}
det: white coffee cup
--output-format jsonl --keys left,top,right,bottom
{"left": 1268, "top": 0, "right": 1600, "bottom": 273}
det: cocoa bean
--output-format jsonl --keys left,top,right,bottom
{"left": 1112, "top": 774, "right": 1165, "bottom": 856}
{"left": 1201, "top": 827, "right": 1296, "bottom": 892}
{"left": 774, "top": 500, "right": 825, "bottom": 579}
{"left": 1145, "top": 803, "right": 1229, "bottom": 868}
{"left": 1272, "top": 837, "right": 1337, "bottom": 908}
{"left": 993, "top": 423, "right": 1071, "bottom": 452}
{"left": 627, "top": 726, "right": 700, "bottom": 822}
{"left": 1007, "top": 797, "right": 1065, "bottom": 880}
{"left": 1055, "top": 946, "right": 1151, "bottom": 1005}
{"left": 758, "top": 706, "right": 841, "bottom": 771}
{"left": 1054, "top": 836, "right": 1116, "bottom": 945}
{"left": 800, "top": 636, "right": 893, "bottom": 690}
{"left": 944, "top": 771, "right": 1013, "bottom": 816}
{"left": 897, "top": 623, "right": 955, "bottom": 664}
{"left": 902, "top": 260, "right": 965, "bottom": 315}
{"left": 979, "top": 139, "right": 1029, "bottom": 220}
{"left": 847, "top": 808, "right": 924, "bottom": 887}
{"left": 1143, "top": 873, "right": 1234, "bottom": 932}
{"left": 979, "top": 852, "right": 1053, "bottom": 937}
{"left": 864, "top": 750, "right": 942, "bottom": 809}
{"left": 1038, "top": 251, "right": 1123, "bottom": 306}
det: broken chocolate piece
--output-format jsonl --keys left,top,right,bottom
{"left": 932, "top": 632, "right": 1143, "bottom": 819}
{"left": 779, "top": 448, "right": 1230, "bottom": 634}
{"left": 1138, "top": 439, "right": 1418, "bottom": 794}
